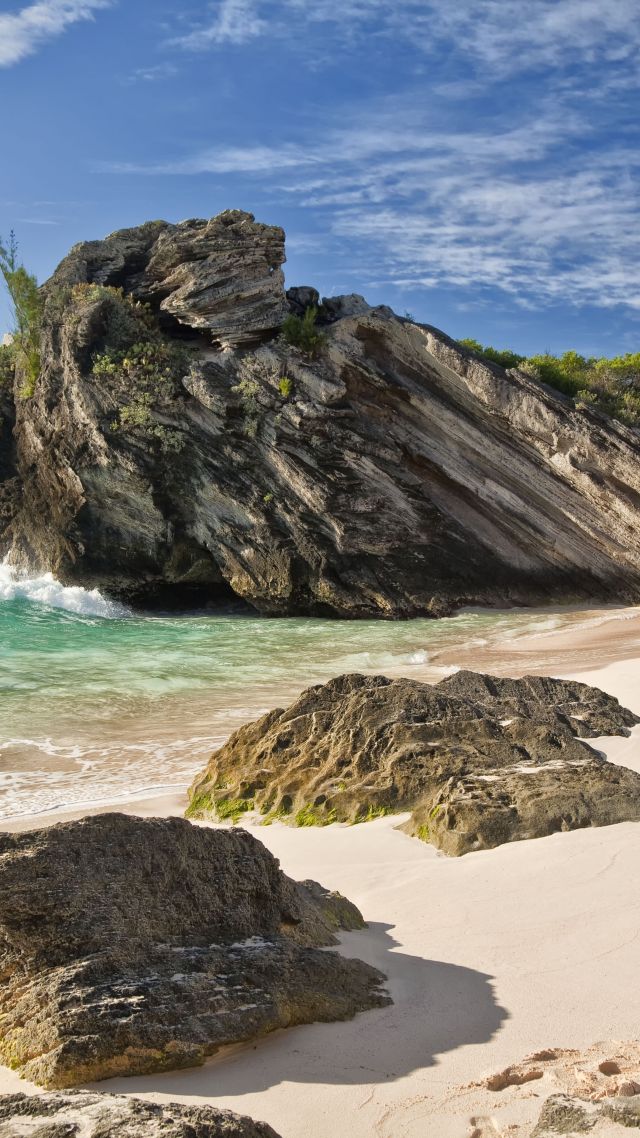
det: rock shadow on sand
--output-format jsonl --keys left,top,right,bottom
{"left": 90, "top": 922, "right": 508, "bottom": 1098}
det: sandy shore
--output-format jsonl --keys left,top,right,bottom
{"left": 1, "top": 636, "right": 639, "bottom": 1135}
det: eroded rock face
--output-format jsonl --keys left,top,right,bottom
{"left": 187, "top": 670, "right": 640, "bottom": 855}
{"left": 0, "top": 1093, "right": 281, "bottom": 1138}
{"left": 4, "top": 210, "right": 640, "bottom": 613}
{"left": 0, "top": 814, "right": 387, "bottom": 1088}
{"left": 48, "top": 211, "right": 287, "bottom": 348}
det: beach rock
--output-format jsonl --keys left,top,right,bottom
{"left": 187, "top": 670, "right": 640, "bottom": 855}
{"left": 0, "top": 814, "right": 388, "bottom": 1088}
{"left": 0, "top": 1092, "right": 281, "bottom": 1138}
{"left": 4, "top": 209, "right": 640, "bottom": 613}
{"left": 531, "top": 1092, "right": 640, "bottom": 1134}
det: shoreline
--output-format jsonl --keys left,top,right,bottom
{"left": 3, "top": 603, "right": 640, "bottom": 833}
{"left": 1, "top": 617, "right": 640, "bottom": 1136}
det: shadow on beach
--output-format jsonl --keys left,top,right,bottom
{"left": 90, "top": 921, "right": 508, "bottom": 1099}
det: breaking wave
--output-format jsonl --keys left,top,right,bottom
{"left": 0, "top": 562, "right": 128, "bottom": 619}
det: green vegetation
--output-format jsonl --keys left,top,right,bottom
{"left": 278, "top": 375, "right": 293, "bottom": 397}
{"left": 459, "top": 338, "right": 640, "bottom": 428}
{"left": 416, "top": 824, "right": 430, "bottom": 842}
{"left": 214, "top": 797, "right": 254, "bottom": 823}
{"left": 185, "top": 789, "right": 253, "bottom": 823}
{"left": 85, "top": 288, "right": 187, "bottom": 452}
{"left": 281, "top": 306, "right": 326, "bottom": 358}
{"left": 231, "top": 370, "right": 261, "bottom": 437}
{"left": 0, "top": 232, "right": 42, "bottom": 399}
{"left": 0, "top": 341, "right": 15, "bottom": 389}
{"left": 294, "top": 802, "right": 337, "bottom": 827}
{"left": 185, "top": 789, "right": 215, "bottom": 819}
{"left": 353, "top": 804, "right": 391, "bottom": 823}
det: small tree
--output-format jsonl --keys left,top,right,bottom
{"left": 0, "top": 231, "right": 42, "bottom": 398}
{"left": 281, "top": 306, "right": 325, "bottom": 358}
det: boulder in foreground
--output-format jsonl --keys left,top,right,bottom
{"left": 0, "top": 1092, "right": 281, "bottom": 1138}
{"left": 187, "top": 670, "right": 640, "bottom": 855}
{"left": 0, "top": 814, "right": 388, "bottom": 1088}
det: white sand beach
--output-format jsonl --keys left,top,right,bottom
{"left": 1, "top": 635, "right": 639, "bottom": 1137}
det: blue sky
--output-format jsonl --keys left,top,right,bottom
{"left": 1, "top": 0, "right": 639, "bottom": 355}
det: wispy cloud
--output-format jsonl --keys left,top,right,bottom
{"left": 165, "top": 0, "right": 640, "bottom": 81}
{"left": 125, "top": 62, "right": 178, "bottom": 84}
{"left": 169, "top": 0, "right": 266, "bottom": 50}
{"left": 97, "top": 93, "right": 640, "bottom": 312}
{"left": 0, "top": 0, "right": 113, "bottom": 67}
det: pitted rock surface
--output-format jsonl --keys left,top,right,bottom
{"left": 3, "top": 212, "right": 640, "bottom": 614}
{"left": 187, "top": 670, "right": 640, "bottom": 855}
{"left": 0, "top": 814, "right": 387, "bottom": 1088}
{"left": 0, "top": 1093, "right": 281, "bottom": 1138}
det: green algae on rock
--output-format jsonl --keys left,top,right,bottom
{"left": 187, "top": 670, "right": 640, "bottom": 856}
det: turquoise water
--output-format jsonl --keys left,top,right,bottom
{"left": 0, "top": 564, "right": 626, "bottom": 819}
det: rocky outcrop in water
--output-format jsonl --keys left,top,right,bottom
{"left": 187, "top": 670, "right": 640, "bottom": 855}
{"left": 0, "top": 1093, "right": 281, "bottom": 1138}
{"left": 2, "top": 210, "right": 640, "bottom": 613}
{"left": 0, "top": 814, "right": 387, "bottom": 1088}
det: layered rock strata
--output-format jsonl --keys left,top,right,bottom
{"left": 187, "top": 670, "right": 640, "bottom": 855}
{"left": 0, "top": 814, "right": 387, "bottom": 1087}
{"left": 3, "top": 210, "right": 640, "bottom": 613}
{"left": 0, "top": 1093, "right": 282, "bottom": 1138}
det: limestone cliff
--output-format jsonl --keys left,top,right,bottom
{"left": 2, "top": 209, "right": 640, "bottom": 615}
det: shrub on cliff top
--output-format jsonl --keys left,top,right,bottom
{"left": 461, "top": 338, "right": 640, "bottom": 428}
{"left": 281, "top": 306, "right": 325, "bottom": 358}
{"left": 0, "top": 231, "right": 42, "bottom": 399}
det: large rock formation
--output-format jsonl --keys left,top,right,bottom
{"left": 0, "top": 1093, "right": 281, "bottom": 1138}
{"left": 2, "top": 210, "right": 640, "bottom": 613}
{"left": 187, "top": 670, "right": 640, "bottom": 855}
{"left": 0, "top": 814, "right": 388, "bottom": 1088}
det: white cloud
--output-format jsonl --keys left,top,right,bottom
{"left": 0, "top": 0, "right": 113, "bottom": 67}
{"left": 98, "top": 95, "right": 640, "bottom": 312}
{"left": 166, "top": 0, "right": 640, "bottom": 80}
{"left": 125, "top": 62, "right": 178, "bottom": 84}
{"left": 170, "top": 0, "right": 266, "bottom": 50}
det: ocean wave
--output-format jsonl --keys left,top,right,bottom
{"left": 0, "top": 562, "right": 128, "bottom": 619}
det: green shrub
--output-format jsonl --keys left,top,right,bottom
{"left": 278, "top": 375, "right": 293, "bottom": 398}
{"left": 0, "top": 232, "right": 42, "bottom": 399}
{"left": 0, "top": 342, "right": 15, "bottom": 389}
{"left": 459, "top": 338, "right": 525, "bottom": 370}
{"left": 281, "top": 306, "right": 325, "bottom": 358}
{"left": 90, "top": 296, "right": 189, "bottom": 451}
{"left": 460, "top": 337, "right": 640, "bottom": 428}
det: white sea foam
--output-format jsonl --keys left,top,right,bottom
{"left": 0, "top": 561, "right": 128, "bottom": 618}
